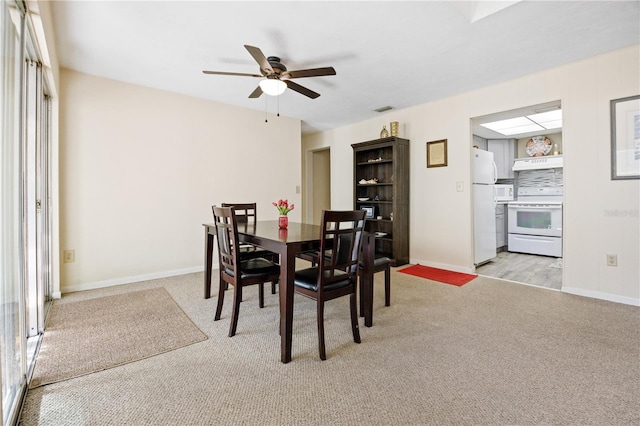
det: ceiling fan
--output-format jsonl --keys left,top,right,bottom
{"left": 202, "top": 45, "right": 336, "bottom": 99}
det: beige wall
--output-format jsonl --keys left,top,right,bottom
{"left": 59, "top": 69, "right": 301, "bottom": 293}
{"left": 303, "top": 45, "right": 640, "bottom": 306}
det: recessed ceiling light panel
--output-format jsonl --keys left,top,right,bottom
{"left": 539, "top": 120, "right": 562, "bottom": 130}
{"left": 497, "top": 124, "right": 545, "bottom": 135}
{"left": 480, "top": 117, "right": 531, "bottom": 131}
{"left": 480, "top": 117, "right": 544, "bottom": 135}
{"left": 527, "top": 109, "right": 562, "bottom": 122}
{"left": 480, "top": 109, "right": 562, "bottom": 136}
{"left": 527, "top": 110, "right": 563, "bottom": 130}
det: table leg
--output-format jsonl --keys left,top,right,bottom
{"left": 204, "top": 229, "right": 214, "bottom": 299}
{"left": 279, "top": 247, "right": 296, "bottom": 363}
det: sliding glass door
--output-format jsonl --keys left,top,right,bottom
{"left": 1, "top": 1, "right": 27, "bottom": 423}
{"left": 35, "top": 92, "right": 53, "bottom": 338}
{"left": 1, "top": 1, "right": 53, "bottom": 423}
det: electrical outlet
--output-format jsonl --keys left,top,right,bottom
{"left": 606, "top": 254, "right": 617, "bottom": 267}
{"left": 63, "top": 249, "right": 75, "bottom": 263}
{"left": 456, "top": 181, "right": 464, "bottom": 192}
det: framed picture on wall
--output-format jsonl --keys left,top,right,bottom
{"left": 610, "top": 94, "right": 640, "bottom": 180}
{"left": 427, "top": 139, "right": 448, "bottom": 168}
{"left": 360, "top": 205, "right": 375, "bottom": 219}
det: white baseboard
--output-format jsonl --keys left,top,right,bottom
{"left": 407, "top": 258, "right": 475, "bottom": 275}
{"left": 562, "top": 287, "right": 640, "bottom": 307}
{"left": 61, "top": 265, "right": 208, "bottom": 294}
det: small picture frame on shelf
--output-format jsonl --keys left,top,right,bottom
{"left": 426, "top": 139, "right": 448, "bottom": 168}
{"left": 360, "top": 205, "right": 375, "bottom": 219}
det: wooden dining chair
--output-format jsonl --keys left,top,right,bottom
{"left": 220, "top": 203, "right": 279, "bottom": 294}
{"left": 212, "top": 206, "right": 280, "bottom": 337}
{"left": 296, "top": 237, "right": 392, "bottom": 312}
{"left": 293, "top": 210, "right": 366, "bottom": 360}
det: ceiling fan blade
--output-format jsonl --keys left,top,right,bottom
{"left": 202, "top": 70, "right": 262, "bottom": 78}
{"left": 244, "top": 45, "right": 273, "bottom": 74}
{"left": 248, "top": 86, "right": 263, "bottom": 98}
{"left": 283, "top": 67, "right": 336, "bottom": 79}
{"left": 285, "top": 80, "right": 320, "bottom": 99}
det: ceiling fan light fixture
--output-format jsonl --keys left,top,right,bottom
{"left": 259, "top": 79, "right": 287, "bottom": 96}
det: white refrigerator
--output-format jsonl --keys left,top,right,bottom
{"left": 472, "top": 149, "right": 497, "bottom": 265}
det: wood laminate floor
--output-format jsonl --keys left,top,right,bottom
{"left": 475, "top": 250, "right": 563, "bottom": 290}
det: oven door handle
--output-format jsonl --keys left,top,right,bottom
{"left": 508, "top": 204, "right": 562, "bottom": 210}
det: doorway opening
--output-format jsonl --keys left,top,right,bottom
{"left": 470, "top": 100, "right": 564, "bottom": 290}
{"left": 305, "top": 148, "right": 331, "bottom": 225}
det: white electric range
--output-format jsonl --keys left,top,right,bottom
{"left": 507, "top": 187, "right": 563, "bottom": 257}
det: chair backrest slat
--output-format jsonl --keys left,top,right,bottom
{"left": 221, "top": 203, "right": 257, "bottom": 224}
{"left": 317, "top": 210, "right": 366, "bottom": 289}
{"left": 212, "top": 206, "right": 240, "bottom": 277}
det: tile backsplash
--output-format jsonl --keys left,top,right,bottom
{"left": 517, "top": 168, "right": 564, "bottom": 188}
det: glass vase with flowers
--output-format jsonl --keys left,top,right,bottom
{"left": 273, "top": 199, "right": 295, "bottom": 229}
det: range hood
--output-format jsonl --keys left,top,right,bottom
{"left": 512, "top": 156, "right": 563, "bottom": 171}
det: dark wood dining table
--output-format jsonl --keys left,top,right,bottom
{"left": 203, "top": 220, "right": 376, "bottom": 363}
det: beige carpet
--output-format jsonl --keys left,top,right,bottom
{"left": 29, "top": 287, "right": 208, "bottom": 389}
{"left": 20, "top": 270, "right": 640, "bottom": 425}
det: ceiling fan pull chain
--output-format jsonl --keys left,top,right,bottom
{"left": 265, "top": 94, "right": 268, "bottom": 123}
{"left": 277, "top": 94, "right": 280, "bottom": 117}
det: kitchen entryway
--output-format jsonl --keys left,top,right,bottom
{"left": 475, "top": 251, "right": 562, "bottom": 290}
{"left": 471, "top": 100, "right": 564, "bottom": 291}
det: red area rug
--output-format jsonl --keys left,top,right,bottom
{"left": 398, "top": 264, "right": 477, "bottom": 286}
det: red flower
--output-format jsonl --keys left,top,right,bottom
{"left": 273, "top": 199, "right": 295, "bottom": 215}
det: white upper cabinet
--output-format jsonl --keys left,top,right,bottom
{"left": 488, "top": 139, "right": 516, "bottom": 179}
{"left": 472, "top": 134, "right": 488, "bottom": 151}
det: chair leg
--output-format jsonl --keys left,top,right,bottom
{"left": 229, "top": 284, "right": 242, "bottom": 337}
{"left": 269, "top": 255, "right": 279, "bottom": 295}
{"left": 317, "top": 300, "right": 326, "bottom": 360}
{"left": 214, "top": 279, "right": 226, "bottom": 321}
{"left": 259, "top": 283, "right": 265, "bottom": 308}
{"left": 219, "top": 270, "right": 229, "bottom": 291}
{"left": 384, "top": 266, "right": 391, "bottom": 307}
{"left": 350, "top": 293, "right": 361, "bottom": 344}
{"left": 358, "top": 274, "right": 364, "bottom": 317}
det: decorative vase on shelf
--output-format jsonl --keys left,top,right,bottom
{"left": 380, "top": 125, "right": 389, "bottom": 138}
{"left": 278, "top": 215, "right": 289, "bottom": 229}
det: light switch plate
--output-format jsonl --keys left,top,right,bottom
{"left": 63, "top": 249, "right": 75, "bottom": 263}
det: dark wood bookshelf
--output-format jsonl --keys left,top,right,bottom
{"left": 352, "top": 136, "right": 409, "bottom": 266}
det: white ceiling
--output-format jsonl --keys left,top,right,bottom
{"left": 47, "top": 1, "right": 640, "bottom": 135}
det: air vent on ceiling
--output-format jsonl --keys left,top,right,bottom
{"left": 374, "top": 106, "right": 393, "bottom": 113}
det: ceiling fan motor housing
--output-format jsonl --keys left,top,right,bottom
{"left": 266, "top": 56, "right": 287, "bottom": 75}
